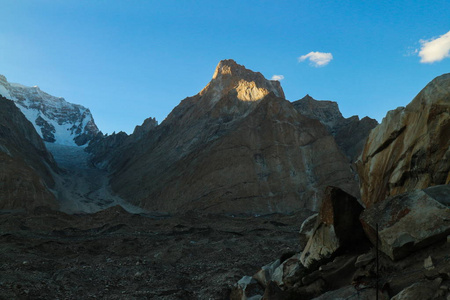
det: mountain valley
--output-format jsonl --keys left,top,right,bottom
{"left": 0, "top": 60, "right": 449, "bottom": 299}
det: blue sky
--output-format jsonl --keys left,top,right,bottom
{"left": 1, "top": 0, "right": 449, "bottom": 134}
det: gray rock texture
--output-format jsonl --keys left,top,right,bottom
{"left": 357, "top": 73, "right": 450, "bottom": 207}
{"left": 360, "top": 185, "right": 450, "bottom": 260}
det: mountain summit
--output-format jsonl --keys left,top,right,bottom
{"left": 200, "top": 59, "right": 285, "bottom": 102}
{"left": 0, "top": 75, "right": 99, "bottom": 146}
{"left": 90, "top": 59, "right": 358, "bottom": 213}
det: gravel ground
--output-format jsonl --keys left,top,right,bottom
{"left": 0, "top": 206, "right": 312, "bottom": 299}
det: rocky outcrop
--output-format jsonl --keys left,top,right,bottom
{"left": 300, "top": 186, "right": 367, "bottom": 267}
{"left": 0, "top": 75, "right": 99, "bottom": 146}
{"left": 131, "top": 117, "right": 158, "bottom": 140}
{"left": 391, "top": 279, "right": 444, "bottom": 300}
{"left": 103, "top": 60, "right": 358, "bottom": 213}
{"left": 0, "top": 95, "right": 58, "bottom": 209}
{"left": 357, "top": 73, "right": 450, "bottom": 207}
{"left": 311, "top": 285, "right": 389, "bottom": 300}
{"left": 86, "top": 131, "right": 129, "bottom": 169}
{"left": 298, "top": 213, "right": 318, "bottom": 250}
{"left": 292, "top": 95, "right": 378, "bottom": 162}
{"left": 360, "top": 185, "right": 450, "bottom": 261}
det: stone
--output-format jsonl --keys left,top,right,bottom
{"left": 262, "top": 281, "right": 285, "bottom": 300}
{"left": 231, "top": 276, "right": 264, "bottom": 300}
{"left": 290, "top": 278, "right": 326, "bottom": 299}
{"left": 360, "top": 185, "right": 450, "bottom": 260}
{"left": 391, "top": 280, "right": 441, "bottom": 300}
{"left": 355, "top": 251, "right": 375, "bottom": 268}
{"left": 424, "top": 256, "right": 435, "bottom": 270}
{"left": 310, "top": 285, "right": 389, "bottom": 300}
{"left": 357, "top": 73, "right": 450, "bottom": 207}
{"left": 299, "top": 213, "right": 318, "bottom": 250}
{"left": 253, "top": 259, "right": 281, "bottom": 288}
{"left": 271, "top": 253, "right": 302, "bottom": 286}
{"left": 300, "top": 186, "right": 366, "bottom": 267}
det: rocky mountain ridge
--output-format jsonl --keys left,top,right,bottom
{"left": 292, "top": 95, "right": 378, "bottom": 162}
{"left": 0, "top": 75, "right": 99, "bottom": 146}
{"left": 0, "top": 95, "right": 58, "bottom": 209}
{"left": 0, "top": 62, "right": 448, "bottom": 300}
{"left": 89, "top": 59, "right": 362, "bottom": 214}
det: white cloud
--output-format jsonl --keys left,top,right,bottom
{"left": 298, "top": 51, "right": 333, "bottom": 67}
{"left": 271, "top": 75, "right": 284, "bottom": 81}
{"left": 418, "top": 31, "right": 450, "bottom": 63}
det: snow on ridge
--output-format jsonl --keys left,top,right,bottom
{"left": 0, "top": 74, "right": 99, "bottom": 146}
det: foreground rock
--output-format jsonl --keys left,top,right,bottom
{"left": 360, "top": 185, "right": 450, "bottom": 260}
{"left": 0, "top": 95, "right": 58, "bottom": 210}
{"left": 357, "top": 73, "right": 450, "bottom": 207}
{"left": 311, "top": 285, "right": 389, "bottom": 300}
{"left": 300, "top": 186, "right": 367, "bottom": 267}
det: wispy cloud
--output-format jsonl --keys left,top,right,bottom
{"left": 418, "top": 31, "right": 450, "bottom": 63}
{"left": 271, "top": 75, "right": 284, "bottom": 81}
{"left": 298, "top": 51, "right": 333, "bottom": 67}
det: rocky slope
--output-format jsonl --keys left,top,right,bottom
{"left": 0, "top": 95, "right": 58, "bottom": 210}
{"left": 96, "top": 60, "right": 358, "bottom": 213}
{"left": 232, "top": 73, "right": 450, "bottom": 300}
{"left": 357, "top": 73, "right": 450, "bottom": 207}
{"left": 0, "top": 207, "right": 309, "bottom": 299}
{"left": 0, "top": 75, "right": 99, "bottom": 146}
{"left": 292, "top": 95, "right": 378, "bottom": 162}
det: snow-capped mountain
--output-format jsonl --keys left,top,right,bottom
{"left": 0, "top": 74, "right": 99, "bottom": 146}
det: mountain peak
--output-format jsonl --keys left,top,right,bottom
{"left": 0, "top": 75, "right": 99, "bottom": 146}
{"left": 200, "top": 59, "right": 285, "bottom": 102}
{"left": 212, "top": 59, "right": 249, "bottom": 79}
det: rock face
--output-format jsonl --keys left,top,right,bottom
{"left": 0, "top": 75, "right": 99, "bottom": 146}
{"left": 131, "top": 117, "right": 158, "bottom": 140}
{"left": 357, "top": 73, "right": 450, "bottom": 207}
{"left": 101, "top": 60, "right": 358, "bottom": 213}
{"left": 292, "top": 95, "right": 378, "bottom": 162}
{"left": 360, "top": 185, "right": 450, "bottom": 261}
{"left": 311, "top": 285, "right": 389, "bottom": 300}
{"left": 0, "top": 95, "right": 58, "bottom": 209}
{"left": 300, "top": 186, "right": 366, "bottom": 267}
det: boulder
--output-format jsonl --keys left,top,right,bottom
{"left": 231, "top": 276, "right": 264, "bottom": 300}
{"left": 300, "top": 186, "right": 366, "bottom": 267}
{"left": 310, "top": 285, "right": 389, "bottom": 300}
{"left": 391, "top": 279, "right": 442, "bottom": 300}
{"left": 299, "top": 213, "right": 318, "bottom": 250}
{"left": 357, "top": 73, "right": 450, "bottom": 207}
{"left": 360, "top": 185, "right": 450, "bottom": 260}
{"left": 262, "top": 281, "right": 286, "bottom": 300}
{"left": 271, "top": 253, "right": 302, "bottom": 286}
{"left": 253, "top": 259, "right": 281, "bottom": 288}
